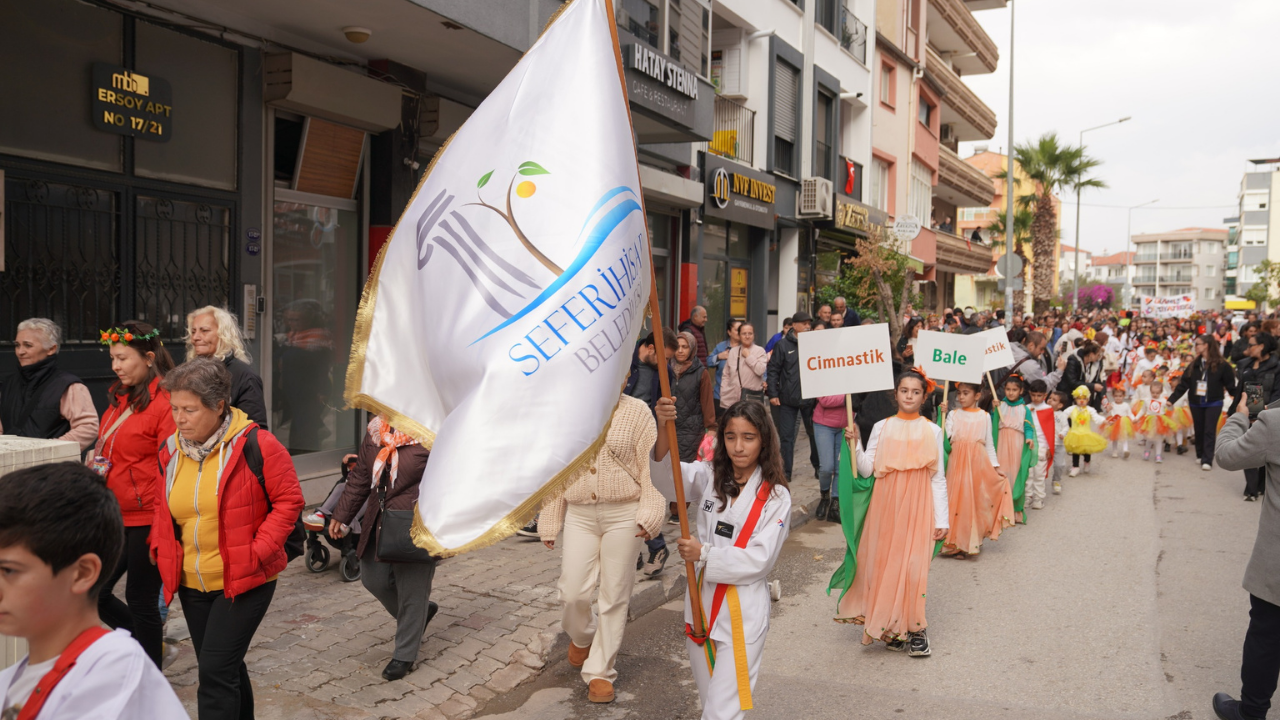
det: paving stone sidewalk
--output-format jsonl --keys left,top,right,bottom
{"left": 161, "top": 428, "right": 827, "bottom": 719}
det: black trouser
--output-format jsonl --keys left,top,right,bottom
{"left": 179, "top": 580, "right": 277, "bottom": 720}
{"left": 1240, "top": 593, "right": 1280, "bottom": 718}
{"left": 1245, "top": 467, "right": 1267, "bottom": 497}
{"left": 1072, "top": 454, "right": 1091, "bottom": 467}
{"left": 98, "top": 525, "right": 163, "bottom": 667}
{"left": 771, "top": 403, "right": 801, "bottom": 480}
{"left": 1190, "top": 404, "right": 1223, "bottom": 465}
{"left": 804, "top": 405, "right": 819, "bottom": 475}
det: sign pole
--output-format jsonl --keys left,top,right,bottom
{"left": 844, "top": 395, "right": 857, "bottom": 466}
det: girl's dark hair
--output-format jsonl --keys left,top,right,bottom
{"left": 903, "top": 317, "right": 922, "bottom": 340}
{"left": 954, "top": 381, "right": 993, "bottom": 412}
{"left": 1002, "top": 372, "right": 1027, "bottom": 394}
{"left": 1198, "top": 333, "right": 1225, "bottom": 372}
{"left": 895, "top": 368, "right": 928, "bottom": 392}
{"left": 711, "top": 400, "right": 790, "bottom": 511}
{"left": 108, "top": 320, "right": 176, "bottom": 412}
{"left": 1078, "top": 340, "right": 1101, "bottom": 359}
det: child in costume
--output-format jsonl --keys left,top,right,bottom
{"left": 1130, "top": 342, "right": 1160, "bottom": 393}
{"left": 1103, "top": 385, "right": 1135, "bottom": 459}
{"left": 1048, "top": 390, "right": 1070, "bottom": 495}
{"left": 940, "top": 382, "right": 1012, "bottom": 557}
{"left": 1064, "top": 385, "right": 1108, "bottom": 476}
{"left": 995, "top": 373, "right": 1038, "bottom": 522}
{"left": 1138, "top": 381, "right": 1175, "bottom": 463}
{"left": 1026, "top": 379, "right": 1054, "bottom": 510}
{"left": 652, "top": 398, "right": 791, "bottom": 720}
{"left": 1167, "top": 366, "right": 1193, "bottom": 455}
{"left": 835, "top": 369, "right": 948, "bottom": 657}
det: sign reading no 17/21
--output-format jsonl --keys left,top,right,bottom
{"left": 91, "top": 63, "right": 172, "bottom": 142}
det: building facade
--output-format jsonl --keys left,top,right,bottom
{"left": 1231, "top": 159, "right": 1280, "bottom": 298}
{"left": 1083, "top": 251, "right": 1133, "bottom": 301}
{"left": 1130, "top": 228, "right": 1227, "bottom": 311}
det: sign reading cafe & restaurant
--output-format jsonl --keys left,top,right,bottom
{"left": 91, "top": 63, "right": 172, "bottom": 141}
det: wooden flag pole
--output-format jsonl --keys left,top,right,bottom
{"left": 648, "top": 267, "right": 706, "bottom": 639}
{"left": 844, "top": 394, "right": 857, "bottom": 471}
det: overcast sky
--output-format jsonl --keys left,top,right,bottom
{"left": 957, "top": 0, "right": 1280, "bottom": 259}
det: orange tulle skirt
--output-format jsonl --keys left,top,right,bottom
{"left": 1217, "top": 410, "right": 1228, "bottom": 434}
{"left": 1103, "top": 416, "right": 1135, "bottom": 442}
{"left": 1139, "top": 413, "right": 1176, "bottom": 437}
{"left": 1170, "top": 406, "right": 1193, "bottom": 431}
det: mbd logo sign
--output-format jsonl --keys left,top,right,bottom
{"left": 710, "top": 167, "right": 730, "bottom": 209}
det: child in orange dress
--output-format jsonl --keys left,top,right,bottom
{"left": 940, "top": 382, "right": 1012, "bottom": 558}
{"left": 1138, "top": 381, "right": 1175, "bottom": 462}
{"left": 995, "top": 374, "right": 1038, "bottom": 522}
{"left": 838, "top": 369, "right": 948, "bottom": 657}
{"left": 1102, "top": 386, "right": 1135, "bottom": 459}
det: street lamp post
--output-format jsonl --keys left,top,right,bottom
{"left": 1072, "top": 116, "right": 1131, "bottom": 312}
{"left": 1003, "top": 0, "right": 1016, "bottom": 327}
{"left": 1124, "top": 199, "right": 1159, "bottom": 308}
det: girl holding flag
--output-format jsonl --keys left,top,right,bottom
{"left": 652, "top": 398, "right": 791, "bottom": 720}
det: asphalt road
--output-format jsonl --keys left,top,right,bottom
{"left": 478, "top": 450, "right": 1265, "bottom": 720}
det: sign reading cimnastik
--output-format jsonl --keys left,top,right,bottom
{"left": 91, "top": 63, "right": 172, "bottom": 141}
{"left": 798, "top": 324, "right": 894, "bottom": 398}
{"left": 978, "top": 327, "right": 1015, "bottom": 370}
{"left": 915, "top": 330, "right": 986, "bottom": 383}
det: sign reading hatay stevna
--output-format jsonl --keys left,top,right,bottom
{"left": 346, "top": 0, "right": 650, "bottom": 556}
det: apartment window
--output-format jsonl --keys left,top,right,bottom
{"left": 815, "top": 90, "right": 834, "bottom": 181}
{"left": 816, "top": 0, "right": 838, "bottom": 35}
{"left": 1244, "top": 191, "right": 1268, "bottom": 211}
{"left": 773, "top": 59, "right": 800, "bottom": 176}
{"left": 617, "top": 0, "right": 659, "bottom": 47}
{"left": 1243, "top": 227, "right": 1267, "bottom": 246}
{"left": 918, "top": 97, "right": 932, "bottom": 128}
{"left": 1206, "top": 264, "right": 1216, "bottom": 277}
{"left": 879, "top": 64, "right": 894, "bottom": 107}
{"left": 870, "top": 158, "right": 890, "bottom": 212}
{"left": 908, "top": 159, "right": 931, "bottom": 225}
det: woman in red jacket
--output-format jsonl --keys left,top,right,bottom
{"left": 90, "top": 320, "right": 175, "bottom": 667}
{"left": 151, "top": 357, "right": 302, "bottom": 720}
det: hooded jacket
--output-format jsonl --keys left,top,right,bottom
{"left": 150, "top": 407, "right": 303, "bottom": 602}
{"left": 94, "top": 377, "right": 176, "bottom": 527}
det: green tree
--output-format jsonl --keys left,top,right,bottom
{"left": 1001, "top": 133, "right": 1106, "bottom": 314}
{"left": 988, "top": 205, "right": 1034, "bottom": 313}
{"left": 815, "top": 232, "right": 921, "bottom": 349}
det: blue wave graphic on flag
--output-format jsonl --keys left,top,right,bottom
{"left": 470, "top": 187, "right": 641, "bottom": 345}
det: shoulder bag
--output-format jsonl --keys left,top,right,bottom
{"left": 375, "top": 464, "right": 436, "bottom": 564}
{"left": 736, "top": 348, "right": 767, "bottom": 405}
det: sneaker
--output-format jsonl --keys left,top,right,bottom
{"left": 1201, "top": 463, "right": 1212, "bottom": 471}
{"left": 1123, "top": 450, "right": 1130, "bottom": 459}
{"left": 1083, "top": 462, "right": 1091, "bottom": 475}
{"left": 667, "top": 512, "right": 680, "bottom": 526}
{"left": 302, "top": 512, "right": 326, "bottom": 531}
{"left": 637, "top": 552, "right": 644, "bottom": 571}
{"left": 1111, "top": 451, "right": 1118, "bottom": 459}
{"left": 1176, "top": 445, "right": 1187, "bottom": 455}
{"left": 161, "top": 640, "right": 180, "bottom": 670}
{"left": 1052, "top": 481, "right": 1062, "bottom": 495}
{"left": 885, "top": 638, "right": 906, "bottom": 652}
{"left": 1069, "top": 467, "right": 1079, "bottom": 477}
{"left": 1144, "top": 450, "right": 1151, "bottom": 461}
{"left": 1244, "top": 494, "right": 1258, "bottom": 502}
{"left": 907, "top": 631, "right": 931, "bottom": 657}
{"left": 515, "top": 519, "right": 539, "bottom": 538}
{"left": 643, "top": 546, "right": 670, "bottom": 576}
{"left": 1031, "top": 499, "right": 1044, "bottom": 510}
{"left": 1155, "top": 455, "right": 1163, "bottom": 463}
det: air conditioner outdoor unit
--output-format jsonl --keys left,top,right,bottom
{"left": 798, "top": 177, "right": 833, "bottom": 219}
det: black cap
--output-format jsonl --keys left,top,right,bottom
{"left": 792, "top": 310, "right": 813, "bottom": 324}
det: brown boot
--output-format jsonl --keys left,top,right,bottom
{"left": 567, "top": 642, "right": 590, "bottom": 668}
{"left": 588, "top": 679, "right": 615, "bottom": 703}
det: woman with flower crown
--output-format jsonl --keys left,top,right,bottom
{"left": 89, "top": 320, "right": 176, "bottom": 668}
{"left": 835, "top": 368, "right": 949, "bottom": 658}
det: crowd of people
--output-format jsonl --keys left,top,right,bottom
{"left": 1, "top": 300, "right": 1278, "bottom": 720}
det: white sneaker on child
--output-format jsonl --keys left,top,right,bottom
{"left": 1069, "top": 467, "right": 1079, "bottom": 477}
{"left": 1052, "top": 481, "right": 1062, "bottom": 495}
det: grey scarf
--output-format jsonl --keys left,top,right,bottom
{"left": 179, "top": 414, "right": 233, "bottom": 463}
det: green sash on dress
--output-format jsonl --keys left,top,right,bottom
{"left": 991, "top": 400, "right": 1038, "bottom": 523}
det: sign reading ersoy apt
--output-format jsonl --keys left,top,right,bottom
{"left": 91, "top": 63, "right": 172, "bottom": 141}
{"left": 978, "top": 327, "right": 1015, "bottom": 370}
{"left": 798, "top": 323, "right": 894, "bottom": 398}
{"left": 915, "top": 330, "right": 986, "bottom": 383}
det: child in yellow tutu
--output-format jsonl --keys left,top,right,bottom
{"left": 1102, "top": 386, "right": 1135, "bottom": 459}
{"left": 1064, "top": 385, "right": 1107, "bottom": 476}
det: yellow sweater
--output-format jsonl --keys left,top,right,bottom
{"left": 538, "top": 395, "right": 668, "bottom": 541}
{"left": 168, "top": 409, "right": 253, "bottom": 592}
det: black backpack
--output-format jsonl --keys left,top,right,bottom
{"left": 241, "top": 427, "right": 306, "bottom": 562}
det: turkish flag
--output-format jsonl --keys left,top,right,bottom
{"left": 845, "top": 159, "right": 855, "bottom": 195}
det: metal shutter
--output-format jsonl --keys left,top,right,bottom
{"left": 774, "top": 60, "right": 798, "bottom": 143}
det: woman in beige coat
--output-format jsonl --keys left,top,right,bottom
{"left": 718, "top": 322, "right": 767, "bottom": 409}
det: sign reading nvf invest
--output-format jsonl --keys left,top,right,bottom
{"left": 91, "top": 63, "right": 172, "bottom": 142}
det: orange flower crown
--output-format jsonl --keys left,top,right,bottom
{"left": 99, "top": 327, "right": 160, "bottom": 346}
{"left": 908, "top": 366, "right": 938, "bottom": 395}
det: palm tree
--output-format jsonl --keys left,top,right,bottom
{"left": 988, "top": 205, "right": 1034, "bottom": 312}
{"left": 1003, "top": 133, "right": 1106, "bottom": 314}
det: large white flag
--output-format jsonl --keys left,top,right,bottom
{"left": 346, "top": 0, "right": 650, "bottom": 556}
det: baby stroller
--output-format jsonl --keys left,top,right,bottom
{"left": 301, "top": 456, "right": 365, "bottom": 582}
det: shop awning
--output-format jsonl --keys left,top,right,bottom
{"left": 1226, "top": 299, "right": 1257, "bottom": 310}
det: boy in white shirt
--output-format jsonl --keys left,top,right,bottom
{"left": 1027, "top": 380, "right": 1053, "bottom": 508}
{"left": 0, "top": 463, "right": 186, "bottom": 720}
{"left": 1048, "top": 390, "right": 1071, "bottom": 496}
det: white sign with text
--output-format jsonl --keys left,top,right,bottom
{"left": 915, "top": 330, "right": 987, "bottom": 383}
{"left": 979, "top": 327, "right": 1016, "bottom": 371}
{"left": 798, "top": 323, "right": 895, "bottom": 399}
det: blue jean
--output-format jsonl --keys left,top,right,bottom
{"left": 813, "top": 422, "right": 844, "bottom": 496}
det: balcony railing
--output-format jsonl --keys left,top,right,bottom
{"left": 700, "top": 95, "right": 756, "bottom": 166}
{"left": 840, "top": 9, "right": 868, "bottom": 64}
{"left": 1159, "top": 275, "right": 1196, "bottom": 283}
{"left": 925, "top": 47, "right": 997, "bottom": 141}
{"left": 1134, "top": 254, "right": 1158, "bottom": 263}
{"left": 1159, "top": 251, "right": 1193, "bottom": 261}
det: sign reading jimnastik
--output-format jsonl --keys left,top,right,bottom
{"left": 703, "top": 152, "right": 776, "bottom": 228}
{"left": 91, "top": 63, "right": 172, "bottom": 142}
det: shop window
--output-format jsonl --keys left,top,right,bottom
{"left": 132, "top": 22, "right": 238, "bottom": 191}
{"left": 0, "top": 0, "right": 123, "bottom": 171}
{"left": 773, "top": 59, "right": 800, "bottom": 176}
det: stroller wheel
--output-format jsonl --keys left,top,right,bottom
{"left": 306, "top": 544, "right": 331, "bottom": 573}
{"left": 340, "top": 551, "right": 361, "bottom": 582}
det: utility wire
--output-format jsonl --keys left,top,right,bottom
{"left": 1058, "top": 202, "right": 1237, "bottom": 210}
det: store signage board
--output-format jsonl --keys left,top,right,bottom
{"left": 915, "top": 330, "right": 986, "bottom": 383}
{"left": 91, "top": 63, "right": 171, "bottom": 142}
{"left": 798, "top": 324, "right": 895, "bottom": 399}
{"left": 978, "top": 327, "right": 1016, "bottom": 370}
{"left": 704, "top": 152, "right": 777, "bottom": 228}
{"left": 893, "top": 214, "right": 921, "bottom": 242}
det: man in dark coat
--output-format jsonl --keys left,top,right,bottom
{"left": 767, "top": 311, "right": 813, "bottom": 480}
{"left": 679, "top": 306, "right": 710, "bottom": 366}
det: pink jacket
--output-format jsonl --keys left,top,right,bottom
{"left": 718, "top": 344, "right": 767, "bottom": 408}
{"left": 814, "top": 394, "right": 849, "bottom": 428}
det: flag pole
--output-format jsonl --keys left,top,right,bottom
{"left": 599, "top": 0, "right": 706, "bottom": 639}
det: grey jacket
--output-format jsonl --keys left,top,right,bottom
{"left": 1007, "top": 342, "right": 1063, "bottom": 393}
{"left": 1215, "top": 410, "right": 1280, "bottom": 606}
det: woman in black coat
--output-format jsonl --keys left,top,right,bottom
{"left": 1169, "top": 334, "right": 1238, "bottom": 470}
{"left": 1061, "top": 340, "right": 1106, "bottom": 411}
{"left": 186, "top": 306, "right": 269, "bottom": 428}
